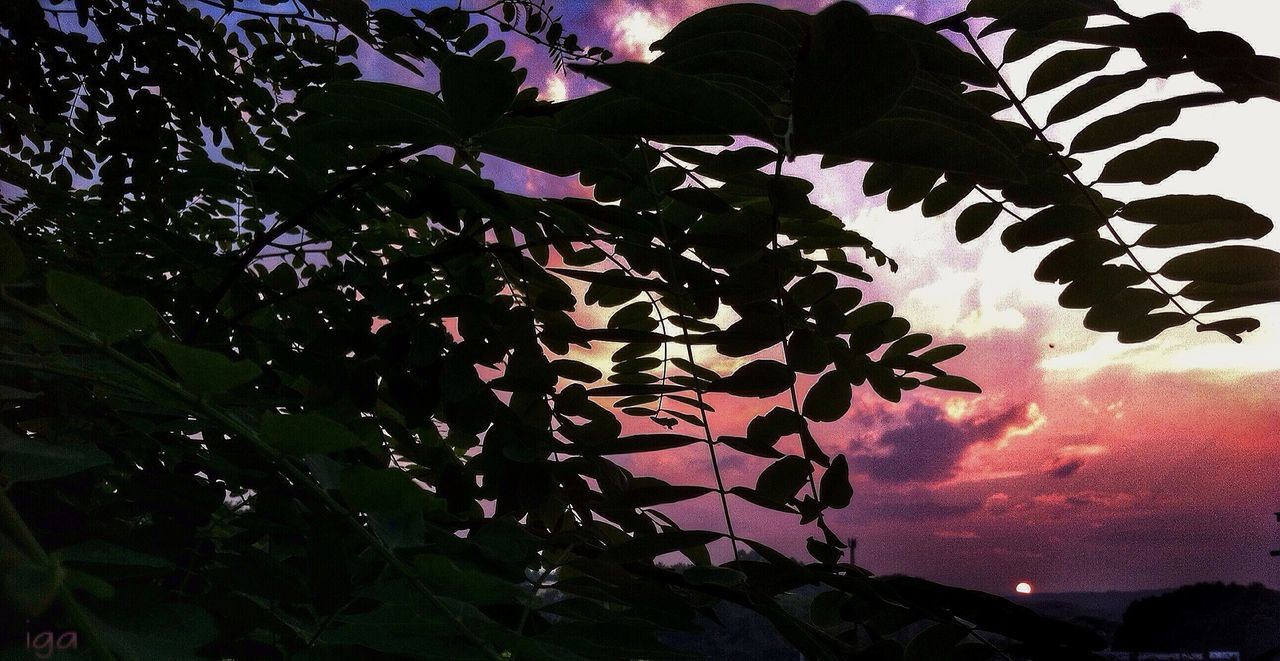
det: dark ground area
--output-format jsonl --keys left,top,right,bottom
{"left": 662, "top": 581, "right": 1280, "bottom": 660}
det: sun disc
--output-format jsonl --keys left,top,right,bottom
{"left": 1015, "top": 582, "right": 1033, "bottom": 594}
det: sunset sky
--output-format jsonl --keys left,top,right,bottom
{"left": 370, "top": 0, "right": 1280, "bottom": 594}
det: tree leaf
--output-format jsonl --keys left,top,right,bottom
{"left": 1159, "top": 246, "right": 1280, "bottom": 284}
{"left": 807, "top": 537, "right": 844, "bottom": 564}
{"left": 46, "top": 271, "right": 157, "bottom": 343}
{"left": 1058, "top": 264, "right": 1147, "bottom": 309}
{"left": 884, "top": 332, "right": 932, "bottom": 359}
{"left": 1070, "top": 98, "right": 1181, "bottom": 153}
{"left": 1027, "top": 47, "right": 1118, "bottom": 96}
{"left": 1097, "top": 139, "right": 1218, "bottom": 184}
{"left": 920, "top": 180, "right": 974, "bottom": 218}
{"left": 1181, "top": 280, "right": 1280, "bottom": 313}
{"left": 0, "top": 428, "right": 110, "bottom": 482}
{"left": 151, "top": 339, "right": 261, "bottom": 396}
{"left": 1195, "top": 317, "right": 1260, "bottom": 342}
{"left": 3, "top": 562, "right": 61, "bottom": 616}
{"left": 0, "top": 227, "right": 24, "bottom": 283}
{"left": 819, "top": 454, "right": 852, "bottom": 509}
{"left": 1046, "top": 71, "right": 1147, "bottom": 125}
{"left": 586, "top": 383, "right": 685, "bottom": 398}
{"left": 323, "top": 605, "right": 473, "bottom": 656}
{"left": 341, "top": 466, "right": 438, "bottom": 513}
{"left": 874, "top": 14, "right": 996, "bottom": 86}
{"left": 613, "top": 479, "right": 714, "bottom": 509}
{"left": 917, "top": 344, "right": 965, "bottom": 364}
{"left": 709, "top": 360, "right": 794, "bottom": 398}
{"left": 608, "top": 301, "right": 655, "bottom": 329}
{"left": 1116, "top": 311, "right": 1188, "bottom": 343}
{"left": 802, "top": 371, "right": 852, "bottom": 422}
{"left": 822, "top": 114, "right": 1022, "bottom": 180}
{"left": 607, "top": 529, "right": 724, "bottom": 562}
{"left": 1034, "top": 238, "right": 1127, "bottom": 284}
{"left": 550, "top": 359, "right": 603, "bottom": 383}
{"left": 955, "top": 203, "right": 1001, "bottom": 243}
{"left": 569, "top": 61, "right": 772, "bottom": 139}
{"left": 296, "top": 80, "right": 453, "bottom": 146}
{"left": 1122, "top": 194, "right": 1268, "bottom": 225}
{"left": 720, "top": 435, "right": 785, "bottom": 459}
{"left": 441, "top": 55, "right": 517, "bottom": 137}
{"left": 785, "top": 328, "right": 831, "bottom": 375}
{"left": 477, "top": 120, "right": 625, "bottom": 177}
{"left": 98, "top": 603, "right": 218, "bottom": 660}
{"left": 1136, "top": 216, "right": 1271, "bottom": 248}
{"left": 789, "top": 272, "right": 838, "bottom": 307}
{"left": 886, "top": 168, "right": 942, "bottom": 212}
{"left": 1120, "top": 194, "right": 1273, "bottom": 247}
{"left": 259, "top": 413, "right": 365, "bottom": 455}
{"left": 755, "top": 455, "right": 812, "bottom": 504}
{"left": 413, "top": 555, "right": 529, "bottom": 605}
{"left": 1083, "top": 287, "right": 1170, "bottom": 332}
{"left": 921, "top": 375, "right": 982, "bottom": 394}
{"left": 1002, "top": 204, "right": 1102, "bottom": 251}
{"left": 57, "top": 540, "right": 175, "bottom": 569}
{"left": 683, "top": 565, "right": 747, "bottom": 587}
{"left": 792, "top": 3, "right": 915, "bottom": 154}
{"left": 569, "top": 433, "right": 703, "bottom": 455}
{"left": 747, "top": 407, "right": 802, "bottom": 445}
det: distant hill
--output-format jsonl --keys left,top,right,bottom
{"left": 1020, "top": 589, "right": 1172, "bottom": 623}
{"left": 662, "top": 582, "right": 1280, "bottom": 659}
{"left": 1113, "top": 583, "right": 1280, "bottom": 661}
{"left": 1016, "top": 583, "right": 1280, "bottom": 661}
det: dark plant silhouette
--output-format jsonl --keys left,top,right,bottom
{"left": 1114, "top": 583, "right": 1280, "bottom": 660}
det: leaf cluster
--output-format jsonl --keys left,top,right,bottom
{"left": 0, "top": 0, "right": 1275, "bottom": 659}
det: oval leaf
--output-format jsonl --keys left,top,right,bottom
{"left": 1070, "top": 98, "right": 1181, "bottom": 153}
{"left": 260, "top": 413, "right": 365, "bottom": 455}
{"left": 802, "top": 371, "right": 852, "bottom": 422}
{"left": 1026, "top": 47, "right": 1117, "bottom": 96}
{"left": 1097, "top": 139, "right": 1218, "bottom": 184}
{"left": 47, "top": 271, "right": 158, "bottom": 343}
{"left": 1159, "top": 246, "right": 1280, "bottom": 284}
{"left": 152, "top": 340, "right": 261, "bottom": 396}
{"left": 755, "top": 455, "right": 812, "bottom": 504}
{"left": 819, "top": 454, "right": 853, "bottom": 509}
{"left": 921, "top": 375, "right": 981, "bottom": 394}
{"left": 710, "top": 360, "right": 794, "bottom": 398}
{"left": 955, "top": 202, "right": 1001, "bottom": 244}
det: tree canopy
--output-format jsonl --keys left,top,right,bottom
{"left": 1115, "top": 583, "right": 1280, "bottom": 659}
{"left": 1, "top": 0, "right": 1278, "bottom": 658}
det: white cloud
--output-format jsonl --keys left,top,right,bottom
{"left": 541, "top": 73, "right": 568, "bottom": 102}
{"left": 609, "top": 5, "right": 672, "bottom": 62}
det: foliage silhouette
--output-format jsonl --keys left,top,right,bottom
{"left": 1114, "top": 583, "right": 1280, "bottom": 660}
{"left": 2, "top": 0, "right": 1278, "bottom": 658}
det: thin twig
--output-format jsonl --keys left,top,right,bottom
{"left": 640, "top": 141, "right": 741, "bottom": 559}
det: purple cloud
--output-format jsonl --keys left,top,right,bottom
{"left": 1044, "top": 456, "right": 1086, "bottom": 478}
{"left": 862, "top": 496, "right": 983, "bottom": 521}
{"left": 854, "top": 402, "right": 1029, "bottom": 484}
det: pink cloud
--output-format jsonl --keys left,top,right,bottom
{"left": 854, "top": 401, "right": 1037, "bottom": 484}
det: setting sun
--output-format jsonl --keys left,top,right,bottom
{"left": 1016, "top": 582, "right": 1033, "bottom": 595}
